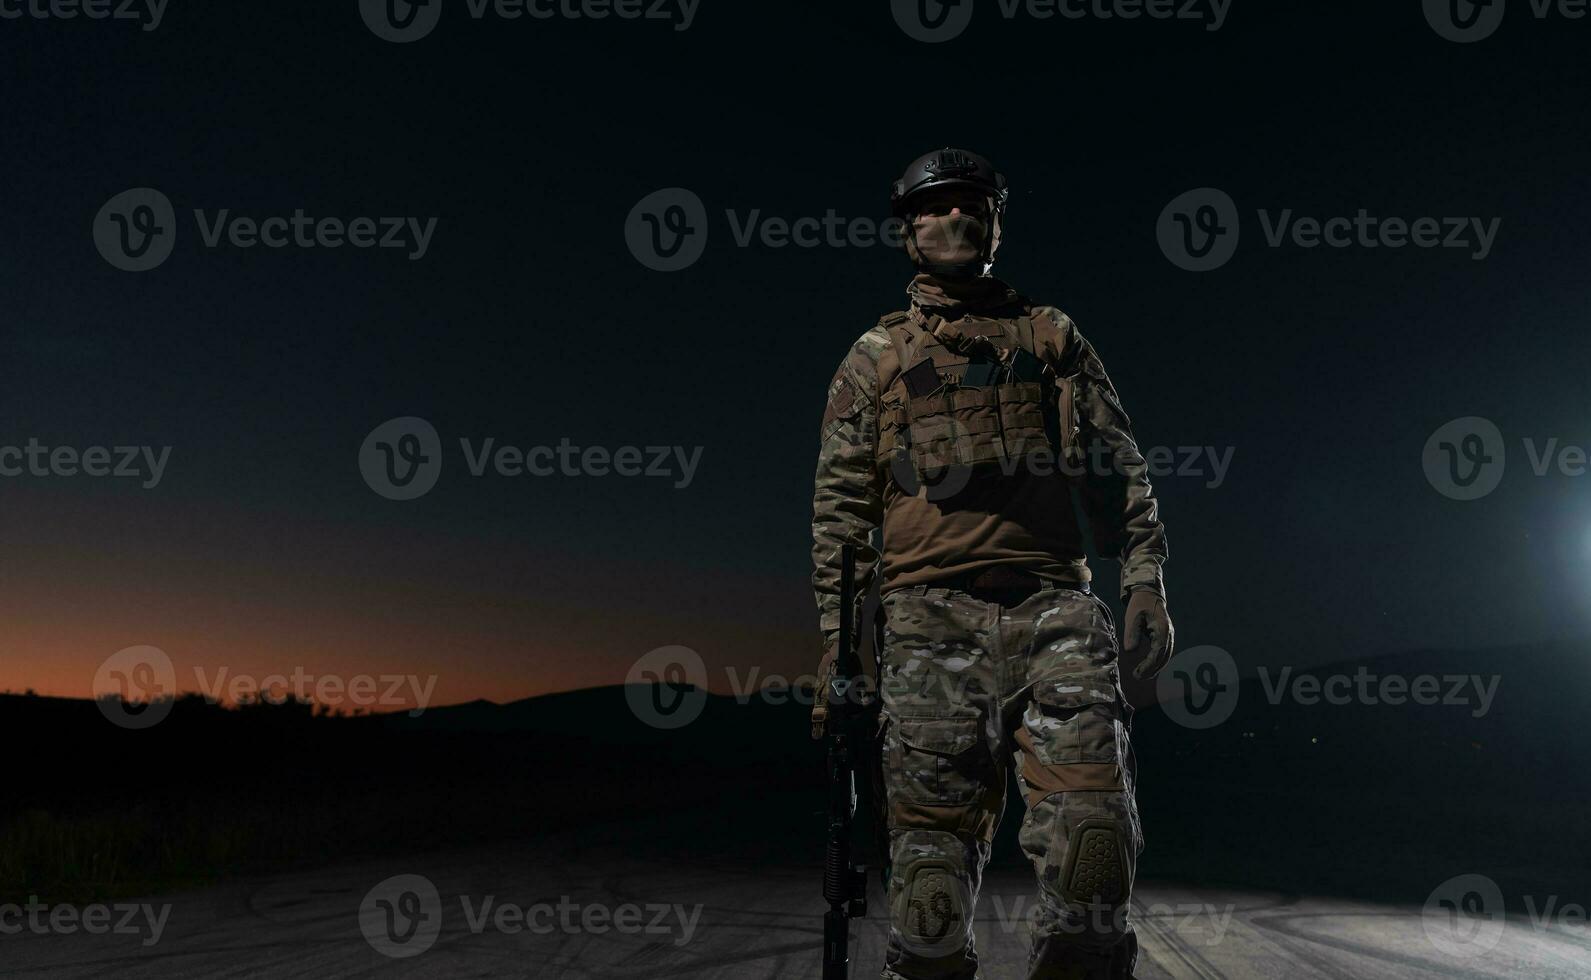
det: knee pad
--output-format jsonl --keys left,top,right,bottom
{"left": 1061, "top": 817, "right": 1128, "bottom": 908}
{"left": 894, "top": 857, "right": 973, "bottom": 959}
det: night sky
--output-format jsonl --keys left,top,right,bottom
{"left": 3, "top": 1, "right": 1588, "bottom": 707}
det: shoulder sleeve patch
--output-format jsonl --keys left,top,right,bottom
{"left": 822, "top": 368, "right": 858, "bottom": 429}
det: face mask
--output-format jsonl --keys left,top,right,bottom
{"left": 909, "top": 211, "right": 989, "bottom": 276}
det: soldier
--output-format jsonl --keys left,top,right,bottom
{"left": 810, "top": 148, "right": 1174, "bottom": 979}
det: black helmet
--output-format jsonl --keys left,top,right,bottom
{"left": 890, "top": 147, "right": 1008, "bottom": 217}
{"left": 891, "top": 147, "right": 1009, "bottom": 277}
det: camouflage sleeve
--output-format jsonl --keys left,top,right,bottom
{"left": 811, "top": 328, "right": 888, "bottom": 653}
{"left": 1048, "top": 311, "right": 1168, "bottom": 604}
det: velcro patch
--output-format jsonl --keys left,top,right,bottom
{"left": 902, "top": 358, "right": 942, "bottom": 398}
{"left": 960, "top": 358, "right": 1000, "bottom": 387}
{"left": 822, "top": 372, "right": 857, "bottom": 428}
{"left": 1008, "top": 349, "right": 1044, "bottom": 383}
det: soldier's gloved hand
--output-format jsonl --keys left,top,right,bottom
{"left": 810, "top": 644, "right": 838, "bottom": 740}
{"left": 1123, "top": 591, "right": 1175, "bottom": 680}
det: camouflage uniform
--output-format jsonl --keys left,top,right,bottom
{"left": 879, "top": 585, "right": 1139, "bottom": 979}
{"left": 812, "top": 282, "right": 1165, "bottom": 979}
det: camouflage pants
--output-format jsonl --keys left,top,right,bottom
{"left": 878, "top": 584, "right": 1142, "bottom": 980}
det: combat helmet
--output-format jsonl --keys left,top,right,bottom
{"left": 890, "top": 147, "right": 1009, "bottom": 277}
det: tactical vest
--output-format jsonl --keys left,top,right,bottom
{"left": 876, "top": 306, "right": 1084, "bottom": 480}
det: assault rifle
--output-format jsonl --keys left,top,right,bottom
{"left": 813, "top": 544, "right": 884, "bottom": 979}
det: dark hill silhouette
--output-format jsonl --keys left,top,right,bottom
{"left": 3, "top": 637, "right": 1583, "bottom": 909}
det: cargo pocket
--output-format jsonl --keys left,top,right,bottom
{"left": 893, "top": 716, "right": 985, "bottom": 806}
{"left": 1017, "top": 682, "right": 1126, "bottom": 803}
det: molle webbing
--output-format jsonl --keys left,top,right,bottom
{"left": 875, "top": 308, "right": 1077, "bottom": 474}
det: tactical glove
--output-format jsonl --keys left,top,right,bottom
{"left": 810, "top": 644, "right": 838, "bottom": 739}
{"left": 1123, "top": 591, "right": 1175, "bottom": 680}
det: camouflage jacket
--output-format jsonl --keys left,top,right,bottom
{"left": 811, "top": 297, "right": 1168, "bottom": 652}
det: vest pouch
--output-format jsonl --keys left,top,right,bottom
{"left": 995, "top": 382, "right": 1048, "bottom": 459}
{"left": 878, "top": 397, "right": 908, "bottom": 460}
{"left": 905, "top": 386, "right": 1004, "bottom": 470}
{"left": 1055, "top": 374, "right": 1084, "bottom": 470}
